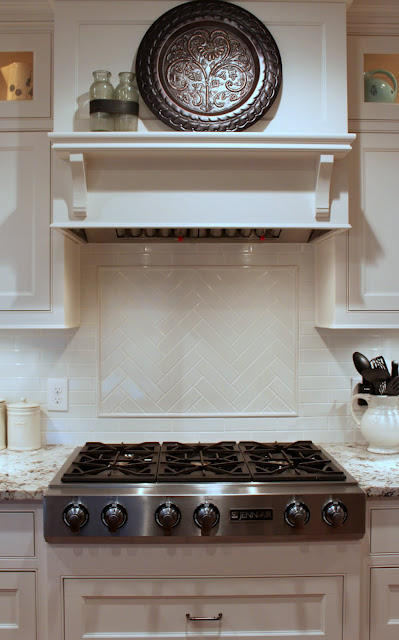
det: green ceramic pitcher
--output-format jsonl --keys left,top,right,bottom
{"left": 364, "top": 69, "right": 397, "bottom": 103}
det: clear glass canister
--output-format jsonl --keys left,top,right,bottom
{"left": 89, "top": 70, "right": 114, "bottom": 132}
{"left": 114, "top": 71, "right": 139, "bottom": 131}
{"left": 6, "top": 398, "right": 41, "bottom": 451}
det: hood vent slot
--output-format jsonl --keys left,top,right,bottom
{"left": 61, "top": 227, "right": 328, "bottom": 244}
{"left": 115, "top": 228, "right": 282, "bottom": 240}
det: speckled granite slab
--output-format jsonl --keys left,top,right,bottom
{"left": 0, "top": 443, "right": 398, "bottom": 501}
{"left": 323, "top": 444, "right": 399, "bottom": 498}
{"left": 0, "top": 446, "right": 75, "bottom": 501}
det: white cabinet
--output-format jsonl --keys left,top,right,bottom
{"left": 368, "top": 502, "right": 399, "bottom": 640}
{"left": 315, "top": 12, "right": 399, "bottom": 328}
{"left": 0, "top": 15, "right": 80, "bottom": 328}
{"left": 0, "top": 572, "right": 36, "bottom": 639}
{"left": 370, "top": 568, "right": 399, "bottom": 640}
{"left": 0, "top": 131, "right": 80, "bottom": 327}
{"left": 0, "top": 31, "right": 52, "bottom": 130}
{"left": 347, "top": 133, "right": 399, "bottom": 313}
{"left": 315, "top": 133, "right": 399, "bottom": 328}
{"left": 0, "top": 506, "right": 44, "bottom": 640}
{"left": 64, "top": 575, "right": 344, "bottom": 640}
{"left": 0, "top": 132, "right": 50, "bottom": 311}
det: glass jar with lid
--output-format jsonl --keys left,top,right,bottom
{"left": 89, "top": 70, "right": 114, "bottom": 131}
{"left": 114, "top": 71, "right": 139, "bottom": 131}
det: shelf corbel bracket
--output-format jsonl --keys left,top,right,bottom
{"left": 315, "top": 154, "right": 334, "bottom": 221}
{"left": 69, "top": 153, "right": 87, "bottom": 219}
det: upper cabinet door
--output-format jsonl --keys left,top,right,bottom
{"left": 0, "top": 31, "right": 51, "bottom": 127}
{"left": 348, "top": 132, "right": 399, "bottom": 312}
{"left": 347, "top": 35, "right": 399, "bottom": 124}
{"left": 0, "top": 132, "right": 50, "bottom": 311}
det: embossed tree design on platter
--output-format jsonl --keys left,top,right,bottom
{"left": 164, "top": 27, "right": 255, "bottom": 114}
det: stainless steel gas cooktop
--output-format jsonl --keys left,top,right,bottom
{"left": 43, "top": 441, "right": 365, "bottom": 542}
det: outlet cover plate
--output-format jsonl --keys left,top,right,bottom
{"left": 47, "top": 378, "right": 68, "bottom": 411}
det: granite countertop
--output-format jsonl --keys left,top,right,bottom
{"left": 0, "top": 445, "right": 75, "bottom": 500}
{"left": 323, "top": 443, "right": 399, "bottom": 498}
{"left": 0, "top": 443, "right": 399, "bottom": 501}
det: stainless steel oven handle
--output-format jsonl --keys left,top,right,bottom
{"left": 186, "top": 613, "right": 223, "bottom": 622}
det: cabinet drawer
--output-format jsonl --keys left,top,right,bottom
{"left": 0, "top": 512, "right": 35, "bottom": 557}
{"left": 64, "top": 576, "right": 343, "bottom": 640}
{"left": 370, "top": 508, "right": 399, "bottom": 554}
{"left": 370, "top": 568, "right": 399, "bottom": 640}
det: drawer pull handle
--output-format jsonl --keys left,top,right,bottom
{"left": 186, "top": 613, "right": 223, "bottom": 622}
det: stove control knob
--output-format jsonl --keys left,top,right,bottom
{"left": 285, "top": 502, "right": 310, "bottom": 529}
{"left": 194, "top": 502, "right": 220, "bottom": 536}
{"left": 155, "top": 502, "right": 181, "bottom": 535}
{"left": 323, "top": 501, "right": 348, "bottom": 529}
{"left": 63, "top": 503, "right": 89, "bottom": 533}
{"left": 101, "top": 503, "right": 127, "bottom": 533}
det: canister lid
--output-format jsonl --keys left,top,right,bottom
{"left": 6, "top": 397, "right": 40, "bottom": 409}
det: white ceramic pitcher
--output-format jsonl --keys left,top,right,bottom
{"left": 350, "top": 394, "right": 399, "bottom": 454}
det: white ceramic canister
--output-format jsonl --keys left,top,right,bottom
{"left": 6, "top": 398, "right": 41, "bottom": 451}
{"left": 0, "top": 400, "right": 5, "bottom": 450}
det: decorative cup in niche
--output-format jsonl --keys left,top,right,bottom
{"left": 364, "top": 69, "right": 397, "bottom": 103}
{"left": 0, "top": 62, "right": 33, "bottom": 101}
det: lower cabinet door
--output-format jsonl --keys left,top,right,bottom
{"left": 0, "top": 572, "right": 36, "bottom": 639}
{"left": 370, "top": 567, "right": 399, "bottom": 640}
{"left": 63, "top": 575, "right": 343, "bottom": 640}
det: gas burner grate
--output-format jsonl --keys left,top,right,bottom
{"left": 239, "top": 441, "right": 346, "bottom": 481}
{"left": 60, "top": 441, "right": 347, "bottom": 483}
{"left": 157, "top": 442, "right": 252, "bottom": 482}
{"left": 61, "top": 442, "right": 161, "bottom": 482}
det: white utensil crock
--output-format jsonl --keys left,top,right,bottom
{"left": 6, "top": 398, "right": 41, "bottom": 451}
{"left": 0, "top": 400, "right": 6, "bottom": 450}
{"left": 350, "top": 393, "right": 399, "bottom": 454}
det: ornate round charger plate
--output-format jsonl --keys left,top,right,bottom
{"left": 135, "top": 0, "right": 282, "bottom": 132}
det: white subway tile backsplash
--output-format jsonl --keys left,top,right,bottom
{"left": 14, "top": 335, "right": 67, "bottom": 350}
{"left": 1, "top": 242, "right": 398, "bottom": 444}
{"left": 0, "top": 350, "right": 41, "bottom": 363}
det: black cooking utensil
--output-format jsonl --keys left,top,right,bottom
{"left": 352, "top": 352, "right": 373, "bottom": 395}
{"left": 392, "top": 360, "right": 399, "bottom": 377}
{"left": 387, "top": 376, "right": 399, "bottom": 395}
{"left": 360, "top": 367, "right": 390, "bottom": 394}
{"left": 361, "top": 368, "right": 390, "bottom": 384}
{"left": 353, "top": 352, "right": 371, "bottom": 374}
{"left": 370, "top": 355, "right": 389, "bottom": 371}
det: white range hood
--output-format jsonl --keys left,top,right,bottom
{"left": 51, "top": 0, "right": 354, "bottom": 244}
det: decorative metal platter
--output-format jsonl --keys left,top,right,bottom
{"left": 135, "top": 0, "right": 282, "bottom": 132}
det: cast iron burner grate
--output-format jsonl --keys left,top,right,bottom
{"left": 61, "top": 442, "right": 160, "bottom": 482}
{"left": 157, "top": 441, "right": 252, "bottom": 482}
{"left": 60, "top": 440, "right": 346, "bottom": 483}
{"left": 239, "top": 441, "right": 346, "bottom": 481}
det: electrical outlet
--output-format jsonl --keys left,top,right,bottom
{"left": 47, "top": 378, "right": 69, "bottom": 411}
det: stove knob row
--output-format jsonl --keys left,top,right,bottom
{"left": 101, "top": 503, "right": 128, "bottom": 533}
{"left": 63, "top": 503, "right": 89, "bottom": 532}
{"left": 284, "top": 501, "right": 310, "bottom": 529}
{"left": 155, "top": 502, "right": 181, "bottom": 535}
{"left": 322, "top": 500, "right": 348, "bottom": 529}
{"left": 193, "top": 502, "right": 220, "bottom": 536}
